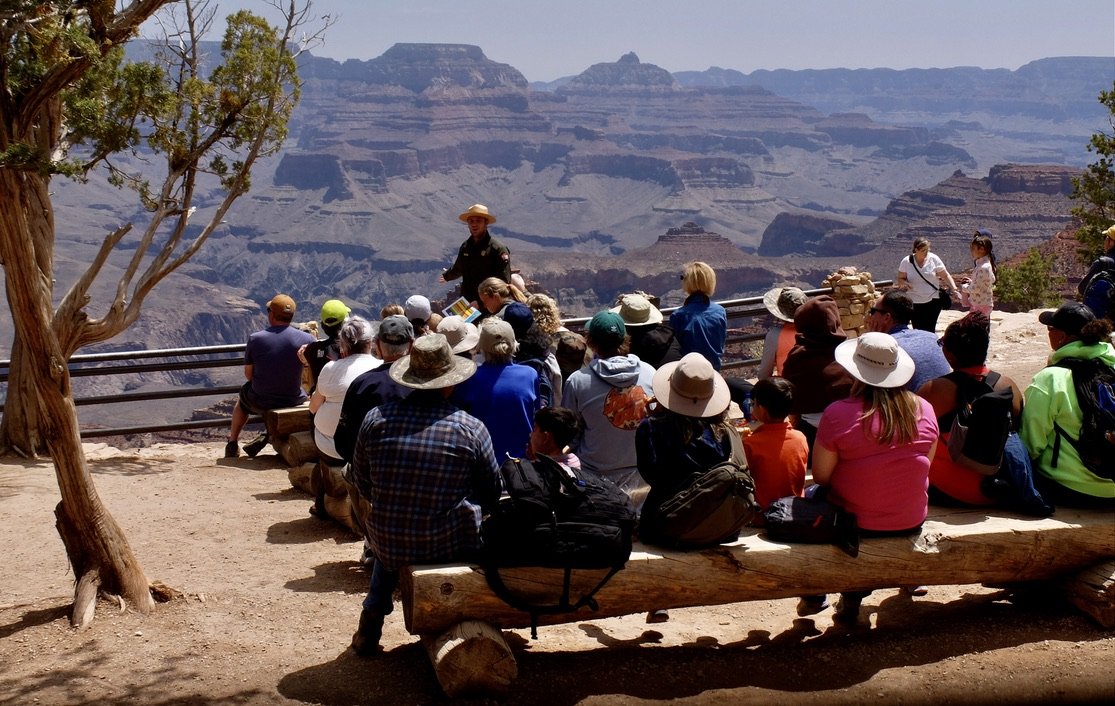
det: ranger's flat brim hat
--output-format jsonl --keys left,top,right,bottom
{"left": 458, "top": 203, "right": 496, "bottom": 224}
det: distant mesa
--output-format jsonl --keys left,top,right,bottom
{"left": 560, "top": 52, "right": 678, "bottom": 91}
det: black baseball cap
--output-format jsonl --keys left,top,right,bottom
{"left": 1038, "top": 301, "right": 1095, "bottom": 336}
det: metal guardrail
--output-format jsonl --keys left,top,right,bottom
{"left": 0, "top": 281, "right": 891, "bottom": 439}
{"left": 0, "top": 344, "right": 248, "bottom": 439}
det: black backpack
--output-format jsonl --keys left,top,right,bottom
{"left": 482, "top": 454, "right": 636, "bottom": 637}
{"left": 1081, "top": 257, "right": 1115, "bottom": 320}
{"left": 643, "top": 428, "right": 760, "bottom": 549}
{"left": 515, "top": 356, "right": 554, "bottom": 408}
{"left": 944, "top": 371, "right": 1014, "bottom": 475}
{"left": 1051, "top": 357, "right": 1115, "bottom": 480}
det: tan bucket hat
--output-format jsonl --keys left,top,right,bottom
{"left": 389, "top": 334, "right": 477, "bottom": 389}
{"left": 762, "top": 286, "right": 807, "bottom": 323}
{"left": 651, "top": 353, "right": 731, "bottom": 419}
{"left": 611, "top": 292, "right": 664, "bottom": 327}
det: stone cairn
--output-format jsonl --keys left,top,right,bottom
{"left": 824, "top": 267, "right": 876, "bottom": 338}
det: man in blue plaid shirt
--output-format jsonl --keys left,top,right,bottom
{"left": 348, "top": 333, "right": 503, "bottom": 656}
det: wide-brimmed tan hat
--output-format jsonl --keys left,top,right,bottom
{"left": 389, "top": 333, "right": 477, "bottom": 389}
{"left": 834, "top": 332, "right": 914, "bottom": 388}
{"left": 611, "top": 293, "right": 663, "bottom": 327}
{"left": 762, "top": 286, "right": 807, "bottom": 323}
{"left": 651, "top": 353, "right": 731, "bottom": 419}
{"left": 436, "top": 315, "right": 480, "bottom": 354}
{"left": 458, "top": 203, "right": 496, "bottom": 224}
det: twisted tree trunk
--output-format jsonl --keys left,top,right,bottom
{"left": 1, "top": 166, "right": 154, "bottom": 626}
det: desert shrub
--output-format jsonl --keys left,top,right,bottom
{"left": 994, "top": 248, "right": 1066, "bottom": 312}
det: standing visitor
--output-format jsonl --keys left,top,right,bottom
{"left": 439, "top": 203, "right": 511, "bottom": 305}
{"left": 958, "top": 232, "right": 996, "bottom": 317}
{"left": 895, "top": 237, "right": 959, "bottom": 333}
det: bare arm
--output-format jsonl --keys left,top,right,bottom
{"left": 244, "top": 363, "right": 253, "bottom": 382}
{"left": 935, "top": 266, "right": 958, "bottom": 291}
{"left": 810, "top": 443, "right": 838, "bottom": 485}
{"left": 309, "top": 389, "right": 326, "bottom": 414}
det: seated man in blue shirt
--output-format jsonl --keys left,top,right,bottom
{"left": 866, "top": 289, "right": 951, "bottom": 391}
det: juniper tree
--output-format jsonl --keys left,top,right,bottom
{"left": 0, "top": 0, "right": 325, "bottom": 626}
{"left": 1070, "top": 82, "right": 1115, "bottom": 261}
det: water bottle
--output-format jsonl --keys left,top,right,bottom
{"left": 742, "top": 390, "right": 753, "bottom": 422}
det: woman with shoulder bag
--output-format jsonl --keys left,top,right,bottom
{"left": 896, "top": 237, "right": 959, "bottom": 333}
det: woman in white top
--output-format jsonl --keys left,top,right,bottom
{"left": 310, "top": 316, "right": 381, "bottom": 461}
{"left": 896, "top": 237, "right": 959, "bottom": 333}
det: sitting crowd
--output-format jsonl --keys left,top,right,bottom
{"left": 226, "top": 227, "right": 1115, "bottom": 653}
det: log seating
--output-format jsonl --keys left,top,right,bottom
{"left": 399, "top": 506, "right": 1115, "bottom": 697}
{"left": 262, "top": 405, "right": 318, "bottom": 467}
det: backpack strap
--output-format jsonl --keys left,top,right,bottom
{"left": 483, "top": 564, "right": 624, "bottom": 640}
{"left": 726, "top": 425, "right": 747, "bottom": 467}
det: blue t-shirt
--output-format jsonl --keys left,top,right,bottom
{"left": 891, "top": 326, "right": 952, "bottom": 391}
{"left": 452, "top": 362, "right": 539, "bottom": 462}
{"left": 245, "top": 324, "right": 316, "bottom": 408}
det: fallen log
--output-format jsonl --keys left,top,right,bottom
{"left": 1061, "top": 559, "right": 1115, "bottom": 629}
{"left": 402, "top": 506, "right": 1115, "bottom": 635}
{"left": 421, "top": 620, "right": 517, "bottom": 698}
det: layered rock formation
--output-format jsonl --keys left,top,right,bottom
{"left": 23, "top": 45, "right": 1106, "bottom": 363}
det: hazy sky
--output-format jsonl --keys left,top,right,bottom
{"left": 187, "top": 0, "right": 1114, "bottom": 82}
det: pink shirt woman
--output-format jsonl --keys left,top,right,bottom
{"left": 812, "top": 332, "right": 939, "bottom": 532}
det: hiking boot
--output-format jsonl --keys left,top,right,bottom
{"left": 243, "top": 433, "right": 269, "bottom": 458}
{"left": 796, "top": 595, "right": 830, "bottom": 616}
{"left": 833, "top": 595, "right": 863, "bottom": 625}
{"left": 350, "top": 609, "right": 384, "bottom": 657}
{"left": 224, "top": 440, "right": 240, "bottom": 458}
{"left": 645, "top": 609, "right": 670, "bottom": 623}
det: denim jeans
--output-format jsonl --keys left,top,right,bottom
{"left": 362, "top": 558, "right": 398, "bottom": 615}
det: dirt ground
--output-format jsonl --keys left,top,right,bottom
{"left": 1, "top": 309, "right": 1113, "bottom": 706}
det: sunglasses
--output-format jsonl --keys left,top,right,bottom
{"left": 869, "top": 307, "right": 888, "bottom": 316}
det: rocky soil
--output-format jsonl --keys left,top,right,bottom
{"left": 1, "top": 309, "right": 1113, "bottom": 705}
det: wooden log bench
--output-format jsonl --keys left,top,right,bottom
{"left": 398, "top": 506, "right": 1115, "bottom": 697}
{"left": 262, "top": 405, "right": 318, "bottom": 467}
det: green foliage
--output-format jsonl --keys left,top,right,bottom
{"left": 994, "top": 248, "right": 1066, "bottom": 312}
{"left": 1070, "top": 82, "right": 1115, "bottom": 263}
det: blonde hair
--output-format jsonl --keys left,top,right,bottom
{"left": 478, "top": 277, "right": 527, "bottom": 304}
{"left": 851, "top": 381, "right": 920, "bottom": 446}
{"left": 527, "top": 293, "right": 563, "bottom": 334}
{"left": 682, "top": 261, "right": 717, "bottom": 297}
{"left": 380, "top": 304, "right": 404, "bottom": 319}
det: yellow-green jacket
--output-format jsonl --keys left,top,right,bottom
{"left": 1020, "top": 340, "right": 1115, "bottom": 499}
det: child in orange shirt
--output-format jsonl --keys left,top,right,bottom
{"left": 742, "top": 377, "right": 808, "bottom": 515}
{"left": 744, "top": 377, "right": 822, "bottom": 615}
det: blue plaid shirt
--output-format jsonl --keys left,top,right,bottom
{"left": 349, "top": 390, "right": 502, "bottom": 570}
